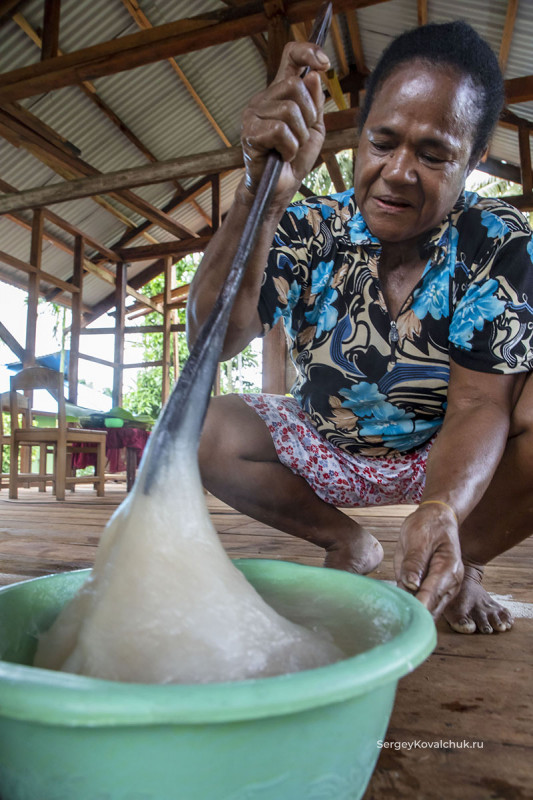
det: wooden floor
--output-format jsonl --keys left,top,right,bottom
{"left": 0, "top": 485, "right": 532, "bottom": 799}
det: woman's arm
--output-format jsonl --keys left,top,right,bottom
{"left": 394, "top": 359, "right": 521, "bottom": 618}
{"left": 187, "top": 42, "right": 330, "bottom": 361}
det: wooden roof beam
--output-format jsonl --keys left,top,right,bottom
{"left": 0, "top": 104, "right": 198, "bottom": 239}
{"left": 0, "top": 124, "right": 358, "bottom": 213}
{"left": 499, "top": 0, "right": 519, "bottom": 72}
{"left": 330, "top": 13, "right": 348, "bottom": 78}
{"left": 505, "top": 75, "right": 533, "bottom": 105}
{"left": 417, "top": 0, "right": 427, "bottom": 26}
{"left": 0, "top": 0, "right": 390, "bottom": 104}
{"left": 345, "top": 8, "right": 368, "bottom": 76}
{"left": 120, "top": 0, "right": 232, "bottom": 148}
{"left": 41, "top": 0, "right": 61, "bottom": 61}
{"left": 12, "top": 11, "right": 208, "bottom": 223}
{"left": 116, "top": 235, "right": 212, "bottom": 262}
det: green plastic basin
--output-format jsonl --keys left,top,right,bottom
{"left": 0, "top": 559, "right": 435, "bottom": 800}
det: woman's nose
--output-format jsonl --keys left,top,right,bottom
{"left": 381, "top": 148, "right": 417, "bottom": 184}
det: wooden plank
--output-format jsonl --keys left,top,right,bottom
{"left": 505, "top": 74, "right": 533, "bottom": 105}
{"left": 0, "top": 0, "right": 391, "bottom": 103}
{"left": 329, "top": 14, "right": 348, "bottom": 78}
{"left": 81, "top": 324, "right": 185, "bottom": 334}
{"left": 112, "top": 262, "right": 127, "bottom": 408}
{"left": 345, "top": 8, "right": 367, "bottom": 75}
{"left": 417, "top": 0, "right": 427, "bottom": 26}
{"left": 0, "top": 127, "right": 359, "bottom": 213}
{"left": 499, "top": 0, "right": 519, "bottom": 72}
{"left": 0, "top": 320, "right": 25, "bottom": 361}
{"left": 501, "top": 191, "right": 533, "bottom": 211}
{"left": 41, "top": 0, "right": 61, "bottom": 61}
{"left": 0, "top": 249, "right": 81, "bottom": 294}
{"left": 116, "top": 235, "right": 211, "bottom": 262}
{"left": 68, "top": 235, "right": 83, "bottom": 404}
{"left": 79, "top": 353, "right": 116, "bottom": 368}
{"left": 322, "top": 153, "right": 346, "bottom": 191}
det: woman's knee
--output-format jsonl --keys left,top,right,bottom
{"left": 198, "top": 393, "right": 277, "bottom": 476}
{"left": 510, "top": 371, "right": 533, "bottom": 438}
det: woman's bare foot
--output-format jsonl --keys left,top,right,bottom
{"left": 443, "top": 564, "right": 514, "bottom": 634}
{"left": 323, "top": 528, "right": 384, "bottom": 574}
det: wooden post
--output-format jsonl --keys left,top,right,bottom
{"left": 113, "top": 262, "right": 127, "bottom": 408}
{"left": 262, "top": 1, "right": 290, "bottom": 394}
{"left": 162, "top": 256, "right": 172, "bottom": 404}
{"left": 262, "top": 322, "right": 287, "bottom": 394}
{"left": 68, "top": 235, "right": 83, "bottom": 404}
{"left": 41, "top": 0, "right": 61, "bottom": 60}
{"left": 25, "top": 209, "right": 44, "bottom": 368}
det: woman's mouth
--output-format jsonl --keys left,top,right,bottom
{"left": 374, "top": 196, "right": 413, "bottom": 211}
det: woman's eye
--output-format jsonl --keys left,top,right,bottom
{"left": 371, "top": 141, "right": 391, "bottom": 152}
{"left": 421, "top": 152, "right": 445, "bottom": 165}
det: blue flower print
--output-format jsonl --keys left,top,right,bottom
{"left": 449, "top": 279, "right": 507, "bottom": 351}
{"left": 347, "top": 212, "right": 380, "bottom": 246}
{"left": 527, "top": 238, "right": 533, "bottom": 262}
{"left": 310, "top": 260, "right": 335, "bottom": 295}
{"left": 317, "top": 202, "right": 334, "bottom": 219}
{"left": 480, "top": 209, "right": 509, "bottom": 240}
{"left": 444, "top": 224, "right": 459, "bottom": 275}
{"left": 330, "top": 188, "right": 354, "bottom": 207}
{"left": 305, "top": 286, "right": 338, "bottom": 337}
{"left": 339, "top": 382, "right": 415, "bottom": 439}
{"left": 287, "top": 204, "right": 309, "bottom": 220}
{"left": 412, "top": 267, "right": 450, "bottom": 320}
{"left": 463, "top": 190, "right": 479, "bottom": 209}
{"left": 272, "top": 281, "right": 301, "bottom": 338}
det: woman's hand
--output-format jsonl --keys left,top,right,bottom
{"left": 394, "top": 503, "right": 464, "bottom": 619}
{"left": 239, "top": 42, "right": 330, "bottom": 207}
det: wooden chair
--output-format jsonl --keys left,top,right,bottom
{"left": 8, "top": 367, "right": 107, "bottom": 501}
{"left": 1, "top": 390, "right": 31, "bottom": 491}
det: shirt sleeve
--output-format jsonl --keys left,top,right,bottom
{"left": 257, "top": 202, "right": 313, "bottom": 337}
{"left": 449, "top": 202, "right": 533, "bottom": 374}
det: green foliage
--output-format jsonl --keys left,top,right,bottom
{"left": 123, "top": 254, "right": 262, "bottom": 418}
{"left": 294, "top": 149, "right": 354, "bottom": 200}
{"left": 468, "top": 173, "right": 533, "bottom": 226}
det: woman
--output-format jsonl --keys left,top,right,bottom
{"left": 188, "top": 21, "right": 533, "bottom": 633}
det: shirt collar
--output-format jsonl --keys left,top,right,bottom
{"left": 345, "top": 190, "right": 468, "bottom": 265}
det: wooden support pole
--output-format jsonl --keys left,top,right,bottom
{"left": 518, "top": 123, "right": 533, "bottom": 195}
{"left": 68, "top": 235, "right": 83, "bottom": 404}
{"left": 162, "top": 256, "right": 172, "bottom": 404}
{"left": 41, "top": 0, "right": 61, "bottom": 61}
{"left": 113, "top": 262, "right": 127, "bottom": 408}
{"left": 417, "top": 0, "right": 428, "bottom": 26}
{"left": 25, "top": 209, "right": 44, "bottom": 368}
{"left": 262, "top": 322, "right": 287, "bottom": 394}
{"left": 499, "top": 0, "right": 519, "bottom": 72}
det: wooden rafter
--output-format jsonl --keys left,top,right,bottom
{"left": 0, "top": 126, "right": 358, "bottom": 214}
{"left": 518, "top": 122, "right": 533, "bottom": 194}
{"left": 0, "top": 0, "right": 390, "bottom": 104}
{"left": 0, "top": 320, "right": 25, "bottom": 361}
{"left": 499, "top": 0, "right": 519, "bottom": 72}
{"left": 330, "top": 14, "right": 348, "bottom": 77}
{"left": 0, "top": 104, "right": 198, "bottom": 239}
{"left": 41, "top": 0, "right": 61, "bottom": 60}
{"left": 120, "top": 0, "right": 232, "bottom": 148}
{"left": 417, "top": 0, "right": 427, "bottom": 26}
{"left": 505, "top": 75, "right": 533, "bottom": 104}
{"left": 116, "top": 235, "right": 212, "bottom": 262}
{"left": 11, "top": 12, "right": 209, "bottom": 226}
{"left": 345, "top": 8, "right": 368, "bottom": 76}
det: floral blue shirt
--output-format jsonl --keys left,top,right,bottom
{"left": 258, "top": 189, "right": 533, "bottom": 456}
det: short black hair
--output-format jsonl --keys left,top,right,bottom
{"left": 359, "top": 20, "right": 504, "bottom": 163}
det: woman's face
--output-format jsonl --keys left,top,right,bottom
{"left": 353, "top": 61, "right": 478, "bottom": 249}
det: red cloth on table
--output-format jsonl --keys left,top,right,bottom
{"left": 72, "top": 427, "right": 150, "bottom": 472}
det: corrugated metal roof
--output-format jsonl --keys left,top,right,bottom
{"left": 1, "top": 0, "right": 532, "bottom": 319}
